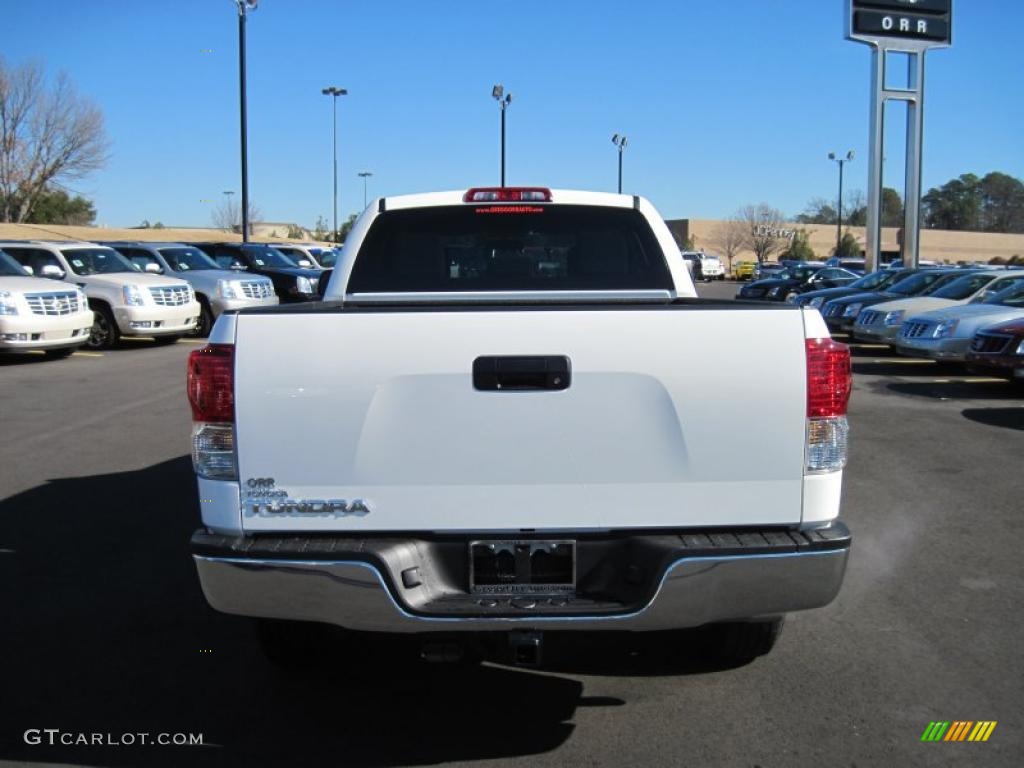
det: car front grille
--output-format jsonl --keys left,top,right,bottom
{"left": 970, "top": 333, "right": 1013, "bottom": 354}
{"left": 857, "top": 310, "right": 880, "bottom": 326}
{"left": 824, "top": 303, "right": 845, "bottom": 318}
{"left": 241, "top": 281, "right": 274, "bottom": 299}
{"left": 901, "top": 321, "right": 933, "bottom": 339}
{"left": 149, "top": 285, "right": 192, "bottom": 306}
{"left": 24, "top": 291, "right": 81, "bottom": 316}
{"left": 742, "top": 288, "right": 765, "bottom": 298}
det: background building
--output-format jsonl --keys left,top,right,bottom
{"left": 667, "top": 219, "right": 1024, "bottom": 269}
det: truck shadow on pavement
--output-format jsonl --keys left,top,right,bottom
{"left": 961, "top": 407, "right": 1024, "bottom": 431}
{"left": 0, "top": 456, "right": 729, "bottom": 768}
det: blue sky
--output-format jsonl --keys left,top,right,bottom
{"left": 3, "top": 1, "right": 1022, "bottom": 227}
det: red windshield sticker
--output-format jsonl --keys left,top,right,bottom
{"left": 474, "top": 206, "right": 545, "bottom": 214}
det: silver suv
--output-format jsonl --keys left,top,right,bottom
{"left": 104, "top": 242, "right": 278, "bottom": 337}
{"left": 0, "top": 240, "right": 200, "bottom": 349}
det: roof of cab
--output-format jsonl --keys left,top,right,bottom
{"left": 380, "top": 188, "right": 640, "bottom": 212}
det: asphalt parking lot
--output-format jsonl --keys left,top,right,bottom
{"left": 2, "top": 286, "right": 1021, "bottom": 767}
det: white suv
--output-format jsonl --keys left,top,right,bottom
{"left": 0, "top": 249, "right": 94, "bottom": 358}
{"left": 681, "top": 251, "right": 725, "bottom": 281}
{"left": 0, "top": 241, "right": 200, "bottom": 349}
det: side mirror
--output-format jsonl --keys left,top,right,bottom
{"left": 144, "top": 262, "right": 162, "bottom": 274}
{"left": 41, "top": 264, "right": 66, "bottom": 279}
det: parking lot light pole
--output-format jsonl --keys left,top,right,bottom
{"left": 829, "top": 150, "right": 855, "bottom": 254}
{"left": 233, "top": 0, "right": 258, "bottom": 242}
{"left": 612, "top": 134, "right": 628, "bottom": 194}
{"left": 492, "top": 85, "right": 512, "bottom": 187}
{"left": 322, "top": 87, "right": 348, "bottom": 243}
{"left": 358, "top": 171, "right": 373, "bottom": 209}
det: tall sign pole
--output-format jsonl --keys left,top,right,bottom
{"left": 235, "top": 0, "right": 258, "bottom": 242}
{"left": 846, "top": 0, "right": 952, "bottom": 271}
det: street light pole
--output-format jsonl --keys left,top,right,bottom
{"left": 492, "top": 85, "right": 512, "bottom": 187}
{"left": 322, "top": 86, "right": 348, "bottom": 243}
{"left": 829, "top": 150, "right": 855, "bottom": 254}
{"left": 358, "top": 171, "right": 373, "bottom": 209}
{"left": 233, "top": 0, "right": 258, "bottom": 242}
{"left": 612, "top": 134, "right": 628, "bottom": 194}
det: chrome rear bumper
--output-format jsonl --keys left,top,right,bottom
{"left": 192, "top": 525, "right": 850, "bottom": 633}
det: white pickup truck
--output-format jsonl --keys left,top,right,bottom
{"left": 188, "top": 188, "right": 852, "bottom": 668}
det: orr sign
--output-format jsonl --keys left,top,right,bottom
{"left": 848, "top": 0, "right": 952, "bottom": 48}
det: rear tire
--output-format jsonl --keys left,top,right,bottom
{"left": 86, "top": 304, "right": 119, "bottom": 350}
{"left": 704, "top": 618, "right": 784, "bottom": 666}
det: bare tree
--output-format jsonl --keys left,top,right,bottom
{"left": 707, "top": 219, "right": 746, "bottom": 275}
{"left": 212, "top": 196, "right": 262, "bottom": 234}
{"left": 0, "top": 58, "right": 109, "bottom": 222}
{"left": 738, "top": 204, "right": 790, "bottom": 263}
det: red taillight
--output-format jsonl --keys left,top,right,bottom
{"left": 187, "top": 344, "right": 234, "bottom": 422}
{"left": 463, "top": 187, "right": 552, "bottom": 203}
{"left": 806, "top": 338, "right": 852, "bottom": 418}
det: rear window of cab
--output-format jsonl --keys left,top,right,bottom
{"left": 346, "top": 205, "right": 672, "bottom": 293}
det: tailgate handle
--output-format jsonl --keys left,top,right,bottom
{"left": 473, "top": 356, "right": 571, "bottom": 392}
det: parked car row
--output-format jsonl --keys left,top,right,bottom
{"left": 736, "top": 263, "right": 861, "bottom": 302}
{"left": 0, "top": 239, "right": 340, "bottom": 358}
{"left": 794, "top": 266, "right": 1024, "bottom": 382}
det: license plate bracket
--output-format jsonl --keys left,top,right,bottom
{"left": 469, "top": 540, "right": 576, "bottom": 595}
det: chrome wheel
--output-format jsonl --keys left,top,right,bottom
{"left": 85, "top": 307, "right": 118, "bottom": 350}
{"left": 194, "top": 300, "right": 213, "bottom": 338}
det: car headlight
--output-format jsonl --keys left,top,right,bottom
{"left": 809, "top": 296, "right": 824, "bottom": 308}
{"left": 768, "top": 286, "right": 782, "bottom": 297}
{"left": 1016, "top": 340, "right": 1024, "bottom": 356}
{"left": 295, "top": 276, "right": 313, "bottom": 294}
{"left": 843, "top": 302, "right": 862, "bottom": 318}
{"left": 883, "top": 310, "right": 905, "bottom": 327}
{"left": 75, "top": 288, "right": 88, "bottom": 307}
{"left": 934, "top": 320, "right": 959, "bottom": 339}
{"left": 217, "top": 279, "right": 240, "bottom": 300}
{"left": 123, "top": 285, "right": 145, "bottom": 306}
{"left": 0, "top": 290, "right": 19, "bottom": 316}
